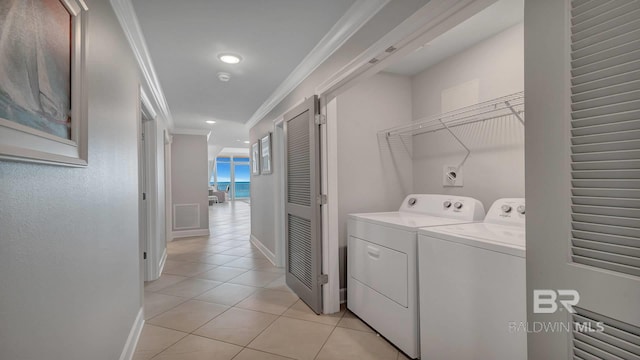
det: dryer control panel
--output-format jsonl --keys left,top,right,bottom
{"left": 399, "top": 194, "right": 485, "bottom": 221}
{"left": 485, "top": 198, "right": 526, "bottom": 226}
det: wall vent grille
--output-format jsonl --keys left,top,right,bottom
{"left": 173, "top": 204, "right": 200, "bottom": 230}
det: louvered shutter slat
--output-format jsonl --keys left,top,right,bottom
{"left": 570, "top": 0, "right": 640, "bottom": 278}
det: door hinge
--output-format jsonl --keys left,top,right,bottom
{"left": 318, "top": 274, "right": 328, "bottom": 285}
{"left": 142, "top": 192, "right": 147, "bottom": 200}
{"left": 316, "top": 194, "right": 327, "bottom": 205}
{"left": 143, "top": 252, "right": 147, "bottom": 260}
{"left": 314, "top": 114, "right": 326, "bottom": 125}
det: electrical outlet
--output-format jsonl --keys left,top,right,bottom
{"left": 443, "top": 165, "right": 463, "bottom": 187}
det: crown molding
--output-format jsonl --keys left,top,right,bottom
{"left": 110, "top": 0, "right": 174, "bottom": 129}
{"left": 245, "top": 0, "right": 390, "bottom": 129}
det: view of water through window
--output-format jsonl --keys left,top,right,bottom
{"left": 211, "top": 156, "right": 250, "bottom": 199}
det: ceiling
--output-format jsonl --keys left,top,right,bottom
{"left": 132, "top": 0, "right": 356, "bottom": 149}
{"left": 385, "top": 0, "right": 524, "bottom": 76}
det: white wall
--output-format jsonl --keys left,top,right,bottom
{"left": 336, "top": 72, "right": 413, "bottom": 287}
{"left": 411, "top": 23, "right": 524, "bottom": 209}
{"left": 0, "top": 0, "right": 143, "bottom": 358}
{"left": 170, "top": 134, "right": 209, "bottom": 234}
{"left": 250, "top": 0, "right": 429, "bottom": 253}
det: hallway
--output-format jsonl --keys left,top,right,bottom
{"left": 136, "top": 201, "right": 407, "bottom": 360}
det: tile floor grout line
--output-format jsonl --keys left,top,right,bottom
{"left": 143, "top": 202, "right": 397, "bottom": 359}
{"left": 312, "top": 323, "right": 340, "bottom": 360}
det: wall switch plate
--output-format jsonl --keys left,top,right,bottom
{"left": 443, "top": 165, "right": 463, "bottom": 187}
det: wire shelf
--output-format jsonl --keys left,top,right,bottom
{"left": 380, "top": 91, "right": 524, "bottom": 138}
{"left": 378, "top": 92, "right": 524, "bottom": 169}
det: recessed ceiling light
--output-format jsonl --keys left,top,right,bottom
{"left": 206, "top": 120, "right": 216, "bottom": 124}
{"left": 243, "top": 141, "right": 250, "bottom": 144}
{"left": 218, "top": 54, "right": 242, "bottom": 64}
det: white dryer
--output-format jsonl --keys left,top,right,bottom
{"left": 347, "top": 194, "right": 485, "bottom": 359}
{"left": 418, "top": 198, "right": 527, "bottom": 360}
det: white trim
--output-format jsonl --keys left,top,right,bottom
{"left": 250, "top": 235, "right": 277, "bottom": 266}
{"left": 142, "top": 119, "right": 161, "bottom": 282}
{"left": 170, "top": 128, "right": 212, "bottom": 138}
{"left": 245, "top": 0, "right": 389, "bottom": 129}
{"left": 140, "top": 87, "right": 157, "bottom": 121}
{"left": 119, "top": 307, "right": 144, "bottom": 360}
{"left": 164, "top": 134, "right": 173, "bottom": 242}
{"left": 158, "top": 248, "right": 167, "bottom": 276}
{"left": 315, "top": 0, "right": 496, "bottom": 98}
{"left": 273, "top": 98, "right": 306, "bottom": 127}
{"left": 110, "top": 0, "right": 174, "bottom": 129}
{"left": 322, "top": 97, "right": 340, "bottom": 314}
{"left": 172, "top": 229, "right": 210, "bottom": 239}
{"left": 340, "top": 288, "right": 347, "bottom": 304}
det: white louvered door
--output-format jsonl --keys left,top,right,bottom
{"left": 283, "top": 96, "right": 323, "bottom": 314}
{"left": 527, "top": 1, "right": 640, "bottom": 359}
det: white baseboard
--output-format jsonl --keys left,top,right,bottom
{"left": 158, "top": 248, "right": 167, "bottom": 276}
{"left": 340, "top": 288, "right": 347, "bottom": 304}
{"left": 172, "top": 229, "right": 210, "bottom": 239}
{"left": 119, "top": 307, "right": 144, "bottom": 360}
{"left": 250, "top": 234, "right": 277, "bottom": 266}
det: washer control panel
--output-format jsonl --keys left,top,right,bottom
{"left": 486, "top": 198, "right": 526, "bottom": 226}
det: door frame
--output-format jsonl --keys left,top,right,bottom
{"left": 140, "top": 86, "right": 165, "bottom": 281}
{"left": 272, "top": 0, "right": 498, "bottom": 313}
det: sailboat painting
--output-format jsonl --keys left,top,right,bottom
{"left": 0, "top": 0, "right": 72, "bottom": 140}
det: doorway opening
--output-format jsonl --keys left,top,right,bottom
{"left": 210, "top": 155, "right": 251, "bottom": 201}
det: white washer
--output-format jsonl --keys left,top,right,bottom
{"left": 347, "top": 194, "right": 485, "bottom": 359}
{"left": 418, "top": 198, "right": 527, "bottom": 360}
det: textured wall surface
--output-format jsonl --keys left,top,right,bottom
{"left": 412, "top": 23, "right": 525, "bottom": 209}
{"left": 336, "top": 72, "right": 413, "bottom": 287}
{"left": 170, "top": 134, "right": 209, "bottom": 233}
{"left": 0, "top": 1, "right": 143, "bottom": 358}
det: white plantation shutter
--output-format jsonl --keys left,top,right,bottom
{"left": 570, "top": 0, "right": 640, "bottom": 278}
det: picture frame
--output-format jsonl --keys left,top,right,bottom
{"left": 0, "top": 0, "right": 89, "bottom": 167}
{"left": 251, "top": 142, "right": 260, "bottom": 175}
{"left": 260, "top": 132, "right": 272, "bottom": 175}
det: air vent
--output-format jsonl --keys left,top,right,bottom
{"left": 570, "top": 0, "right": 640, "bottom": 278}
{"left": 572, "top": 307, "right": 640, "bottom": 359}
{"left": 173, "top": 204, "right": 200, "bottom": 230}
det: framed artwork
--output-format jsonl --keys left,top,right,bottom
{"left": 0, "top": 0, "right": 89, "bottom": 166}
{"left": 260, "top": 132, "right": 272, "bottom": 175}
{"left": 251, "top": 142, "right": 260, "bottom": 175}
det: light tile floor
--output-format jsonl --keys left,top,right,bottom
{"left": 136, "top": 201, "right": 408, "bottom": 360}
